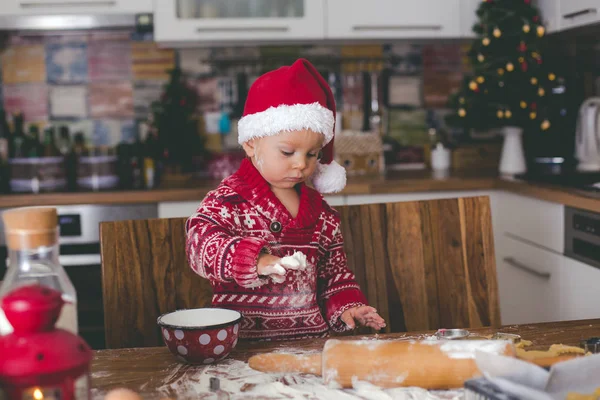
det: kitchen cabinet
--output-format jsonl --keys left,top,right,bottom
{"left": 325, "top": 0, "right": 461, "bottom": 39}
{"left": 560, "top": 257, "right": 600, "bottom": 321}
{"left": 495, "top": 236, "right": 562, "bottom": 324}
{"left": 559, "top": 0, "right": 600, "bottom": 31}
{"left": 0, "top": 0, "right": 152, "bottom": 15}
{"left": 460, "top": 0, "right": 481, "bottom": 37}
{"left": 535, "top": 0, "right": 560, "bottom": 33}
{"left": 491, "top": 191, "right": 564, "bottom": 253}
{"left": 154, "top": 0, "right": 325, "bottom": 45}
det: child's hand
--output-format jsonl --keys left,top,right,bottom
{"left": 257, "top": 254, "right": 287, "bottom": 283}
{"left": 341, "top": 306, "right": 386, "bottom": 331}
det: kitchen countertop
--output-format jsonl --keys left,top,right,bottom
{"left": 90, "top": 319, "right": 600, "bottom": 398}
{"left": 0, "top": 169, "right": 599, "bottom": 213}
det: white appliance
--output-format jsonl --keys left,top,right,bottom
{"left": 575, "top": 97, "right": 600, "bottom": 172}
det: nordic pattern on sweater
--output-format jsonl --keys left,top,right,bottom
{"left": 185, "top": 158, "right": 368, "bottom": 341}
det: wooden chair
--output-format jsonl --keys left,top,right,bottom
{"left": 100, "top": 217, "right": 212, "bottom": 349}
{"left": 100, "top": 196, "right": 500, "bottom": 349}
{"left": 339, "top": 196, "right": 500, "bottom": 334}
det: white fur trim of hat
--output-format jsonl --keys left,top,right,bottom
{"left": 237, "top": 102, "right": 334, "bottom": 145}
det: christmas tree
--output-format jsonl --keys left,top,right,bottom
{"left": 150, "top": 67, "right": 206, "bottom": 173}
{"left": 447, "top": 0, "right": 567, "bottom": 135}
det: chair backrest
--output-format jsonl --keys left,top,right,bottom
{"left": 338, "top": 196, "right": 500, "bottom": 333}
{"left": 100, "top": 217, "right": 212, "bottom": 349}
{"left": 100, "top": 196, "right": 499, "bottom": 348}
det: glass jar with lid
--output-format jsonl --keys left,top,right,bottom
{"left": 0, "top": 206, "right": 78, "bottom": 335}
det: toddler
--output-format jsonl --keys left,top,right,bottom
{"left": 186, "top": 58, "right": 385, "bottom": 340}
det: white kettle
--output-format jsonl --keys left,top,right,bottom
{"left": 575, "top": 97, "right": 600, "bottom": 172}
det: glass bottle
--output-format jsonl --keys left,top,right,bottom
{"left": 0, "top": 109, "right": 10, "bottom": 193}
{"left": 10, "top": 112, "right": 26, "bottom": 159}
{"left": 43, "top": 126, "right": 61, "bottom": 157}
{"left": 0, "top": 206, "right": 78, "bottom": 336}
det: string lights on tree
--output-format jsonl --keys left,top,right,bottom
{"left": 446, "top": 0, "right": 568, "bottom": 135}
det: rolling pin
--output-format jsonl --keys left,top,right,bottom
{"left": 248, "top": 339, "right": 516, "bottom": 390}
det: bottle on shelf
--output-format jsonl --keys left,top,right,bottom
{"left": 0, "top": 109, "right": 10, "bottom": 193}
{"left": 10, "top": 112, "right": 26, "bottom": 159}
{"left": 72, "top": 132, "right": 88, "bottom": 157}
{"left": 42, "top": 126, "right": 61, "bottom": 158}
{"left": 57, "top": 125, "right": 71, "bottom": 157}
{"left": 131, "top": 134, "right": 144, "bottom": 190}
{"left": 0, "top": 207, "right": 78, "bottom": 336}
{"left": 26, "top": 124, "right": 42, "bottom": 158}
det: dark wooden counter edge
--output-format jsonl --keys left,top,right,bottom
{"left": 1, "top": 175, "right": 600, "bottom": 213}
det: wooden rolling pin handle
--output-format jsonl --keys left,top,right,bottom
{"left": 248, "top": 352, "right": 322, "bottom": 376}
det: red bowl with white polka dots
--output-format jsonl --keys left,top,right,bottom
{"left": 157, "top": 308, "right": 242, "bottom": 365}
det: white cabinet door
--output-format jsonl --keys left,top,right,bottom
{"left": 154, "top": 0, "right": 325, "bottom": 44}
{"left": 536, "top": 0, "right": 560, "bottom": 33}
{"left": 325, "top": 0, "right": 461, "bottom": 39}
{"left": 560, "top": 257, "right": 600, "bottom": 321}
{"left": 0, "top": 0, "right": 152, "bottom": 15}
{"left": 493, "top": 191, "right": 564, "bottom": 253}
{"left": 460, "top": 0, "right": 481, "bottom": 38}
{"left": 559, "top": 0, "right": 600, "bottom": 31}
{"left": 495, "top": 236, "right": 561, "bottom": 325}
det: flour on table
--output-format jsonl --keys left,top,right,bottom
{"left": 149, "top": 358, "right": 464, "bottom": 400}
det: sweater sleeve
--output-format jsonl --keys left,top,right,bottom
{"left": 185, "top": 189, "right": 269, "bottom": 288}
{"left": 317, "top": 215, "right": 368, "bottom": 333}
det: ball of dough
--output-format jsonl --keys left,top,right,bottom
{"left": 104, "top": 388, "right": 142, "bottom": 400}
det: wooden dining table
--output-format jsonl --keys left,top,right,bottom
{"left": 91, "top": 319, "right": 600, "bottom": 399}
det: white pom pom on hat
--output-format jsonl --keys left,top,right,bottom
{"left": 237, "top": 58, "right": 346, "bottom": 193}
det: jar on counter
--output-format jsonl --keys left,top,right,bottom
{"left": 0, "top": 207, "right": 78, "bottom": 336}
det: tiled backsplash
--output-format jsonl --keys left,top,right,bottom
{"left": 0, "top": 29, "right": 471, "bottom": 152}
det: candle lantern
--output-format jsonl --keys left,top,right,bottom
{"left": 0, "top": 285, "right": 92, "bottom": 399}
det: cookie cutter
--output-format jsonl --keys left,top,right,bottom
{"left": 581, "top": 337, "right": 600, "bottom": 353}
{"left": 435, "top": 328, "right": 470, "bottom": 340}
{"left": 210, "top": 377, "right": 220, "bottom": 392}
{"left": 491, "top": 332, "right": 522, "bottom": 343}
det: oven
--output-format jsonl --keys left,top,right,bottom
{"left": 0, "top": 203, "right": 158, "bottom": 349}
{"left": 565, "top": 206, "right": 600, "bottom": 269}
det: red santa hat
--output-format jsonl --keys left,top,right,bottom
{"left": 237, "top": 58, "right": 346, "bottom": 193}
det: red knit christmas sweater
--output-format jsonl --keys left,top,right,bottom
{"left": 185, "top": 158, "right": 368, "bottom": 341}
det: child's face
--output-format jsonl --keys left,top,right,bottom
{"left": 243, "top": 129, "right": 324, "bottom": 190}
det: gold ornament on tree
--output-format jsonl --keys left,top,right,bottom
{"left": 541, "top": 120, "right": 550, "bottom": 130}
{"left": 493, "top": 27, "right": 502, "bottom": 37}
{"left": 523, "top": 24, "right": 530, "bottom": 33}
{"left": 537, "top": 26, "right": 545, "bottom": 37}
{"left": 482, "top": 37, "right": 491, "bottom": 46}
